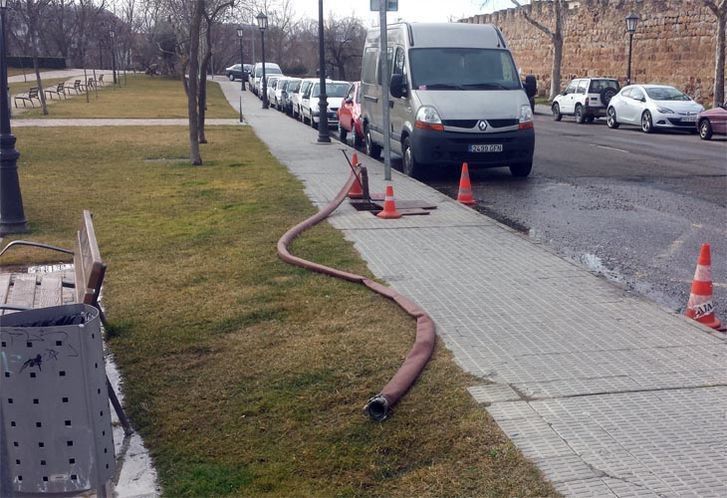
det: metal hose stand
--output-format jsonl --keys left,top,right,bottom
{"left": 277, "top": 171, "right": 436, "bottom": 421}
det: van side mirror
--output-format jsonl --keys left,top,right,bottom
{"left": 524, "top": 75, "right": 537, "bottom": 98}
{"left": 390, "top": 74, "right": 407, "bottom": 99}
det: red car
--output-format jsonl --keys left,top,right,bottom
{"left": 698, "top": 102, "right": 727, "bottom": 140}
{"left": 337, "top": 81, "right": 364, "bottom": 147}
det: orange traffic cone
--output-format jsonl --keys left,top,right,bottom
{"left": 457, "top": 162, "right": 476, "bottom": 206}
{"left": 348, "top": 153, "right": 364, "bottom": 199}
{"left": 376, "top": 184, "right": 402, "bottom": 219}
{"left": 685, "top": 243, "right": 722, "bottom": 330}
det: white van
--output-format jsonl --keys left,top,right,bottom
{"left": 360, "top": 23, "right": 537, "bottom": 177}
{"left": 251, "top": 62, "right": 282, "bottom": 96}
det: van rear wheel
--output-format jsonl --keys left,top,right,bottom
{"left": 365, "top": 126, "right": 381, "bottom": 159}
{"left": 509, "top": 160, "right": 533, "bottom": 178}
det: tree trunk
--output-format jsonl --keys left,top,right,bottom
{"left": 29, "top": 21, "right": 48, "bottom": 115}
{"left": 198, "top": 23, "right": 213, "bottom": 144}
{"left": 550, "top": 32, "right": 563, "bottom": 100}
{"left": 187, "top": 0, "right": 204, "bottom": 165}
{"left": 714, "top": 13, "right": 726, "bottom": 106}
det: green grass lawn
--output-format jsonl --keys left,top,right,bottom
{"left": 3, "top": 120, "right": 555, "bottom": 495}
{"left": 17, "top": 75, "right": 237, "bottom": 119}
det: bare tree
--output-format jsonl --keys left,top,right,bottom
{"left": 324, "top": 15, "right": 365, "bottom": 81}
{"left": 703, "top": 0, "right": 727, "bottom": 106}
{"left": 186, "top": 0, "right": 204, "bottom": 165}
{"left": 16, "top": 0, "right": 54, "bottom": 115}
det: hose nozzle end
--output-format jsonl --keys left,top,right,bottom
{"left": 364, "top": 394, "right": 390, "bottom": 422}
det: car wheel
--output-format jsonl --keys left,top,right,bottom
{"left": 365, "top": 125, "right": 381, "bottom": 159}
{"left": 509, "top": 160, "right": 533, "bottom": 178}
{"left": 339, "top": 123, "right": 348, "bottom": 143}
{"left": 641, "top": 110, "right": 654, "bottom": 133}
{"left": 600, "top": 87, "right": 617, "bottom": 106}
{"left": 698, "top": 119, "right": 713, "bottom": 140}
{"left": 607, "top": 107, "right": 620, "bottom": 129}
{"left": 552, "top": 103, "right": 562, "bottom": 121}
{"left": 574, "top": 104, "right": 585, "bottom": 124}
{"left": 228, "top": 74, "right": 235, "bottom": 81}
{"left": 402, "top": 136, "right": 421, "bottom": 178}
{"left": 310, "top": 112, "right": 316, "bottom": 128}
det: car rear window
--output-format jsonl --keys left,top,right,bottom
{"left": 589, "top": 80, "right": 619, "bottom": 93}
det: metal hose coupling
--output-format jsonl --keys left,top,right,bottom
{"left": 364, "top": 394, "right": 390, "bottom": 422}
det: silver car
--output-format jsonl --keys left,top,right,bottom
{"left": 606, "top": 84, "right": 705, "bottom": 133}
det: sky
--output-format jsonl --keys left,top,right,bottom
{"left": 293, "top": 0, "right": 515, "bottom": 24}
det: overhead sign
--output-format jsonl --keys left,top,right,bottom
{"left": 370, "top": 0, "right": 398, "bottom": 11}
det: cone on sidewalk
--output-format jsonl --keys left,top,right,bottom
{"left": 376, "top": 184, "right": 402, "bottom": 219}
{"left": 685, "top": 243, "right": 722, "bottom": 330}
{"left": 457, "top": 162, "right": 476, "bottom": 206}
{"left": 348, "top": 152, "right": 364, "bottom": 199}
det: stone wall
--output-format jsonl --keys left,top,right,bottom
{"left": 462, "top": 0, "right": 720, "bottom": 104}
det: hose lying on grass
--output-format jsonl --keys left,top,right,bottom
{"left": 277, "top": 171, "right": 436, "bottom": 421}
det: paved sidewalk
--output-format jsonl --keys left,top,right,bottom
{"left": 219, "top": 81, "right": 727, "bottom": 497}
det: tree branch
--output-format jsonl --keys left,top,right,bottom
{"left": 511, "top": 0, "right": 554, "bottom": 38}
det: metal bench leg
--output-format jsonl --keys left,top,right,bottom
{"left": 107, "top": 376, "right": 133, "bottom": 436}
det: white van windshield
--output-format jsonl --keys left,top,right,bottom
{"left": 409, "top": 48, "right": 521, "bottom": 91}
{"left": 312, "top": 83, "right": 350, "bottom": 98}
{"left": 255, "top": 66, "right": 282, "bottom": 77}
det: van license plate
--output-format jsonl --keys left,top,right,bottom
{"left": 469, "top": 144, "right": 502, "bottom": 153}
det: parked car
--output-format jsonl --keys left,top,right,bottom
{"left": 697, "top": 102, "right": 727, "bottom": 140}
{"left": 281, "top": 78, "right": 302, "bottom": 115}
{"left": 607, "top": 84, "right": 705, "bottom": 133}
{"left": 301, "top": 80, "right": 350, "bottom": 128}
{"left": 338, "top": 81, "right": 364, "bottom": 146}
{"left": 272, "top": 76, "right": 290, "bottom": 110}
{"left": 266, "top": 76, "right": 282, "bottom": 108}
{"left": 225, "top": 63, "right": 252, "bottom": 81}
{"left": 552, "top": 77, "right": 619, "bottom": 123}
{"left": 360, "top": 22, "right": 537, "bottom": 177}
{"left": 251, "top": 62, "right": 282, "bottom": 96}
{"left": 292, "top": 78, "right": 316, "bottom": 120}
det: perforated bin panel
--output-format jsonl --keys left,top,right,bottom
{"left": 0, "top": 304, "right": 115, "bottom": 494}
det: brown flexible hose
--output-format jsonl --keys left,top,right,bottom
{"left": 277, "top": 171, "right": 436, "bottom": 421}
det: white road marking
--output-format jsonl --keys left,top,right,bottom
{"left": 593, "top": 144, "right": 630, "bottom": 153}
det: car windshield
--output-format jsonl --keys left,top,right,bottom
{"left": 312, "top": 83, "right": 350, "bottom": 98}
{"left": 409, "top": 48, "right": 521, "bottom": 90}
{"left": 288, "top": 80, "right": 302, "bottom": 92}
{"left": 645, "top": 87, "right": 690, "bottom": 101}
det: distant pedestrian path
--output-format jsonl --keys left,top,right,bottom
{"left": 8, "top": 68, "right": 104, "bottom": 84}
{"left": 13, "top": 118, "right": 241, "bottom": 127}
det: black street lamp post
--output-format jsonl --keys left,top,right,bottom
{"left": 237, "top": 26, "right": 245, "bottom": 92}
{"left": 0, "top": 0, "right": 28, "bottom": 235}
{"left": 256, "top": 12, "right": 269, "bottom": 109}
{"left": 625, "top": 13, "right": 639, "bottom": 85}
{"left": 109, "top": 30, "right": 117, "bottom": 85}
{"left": 316, "top": 0, "right": 330, "bottom": 143}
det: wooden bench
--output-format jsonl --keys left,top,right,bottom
{"left": 97, "top": 74, "right": 105, "bottom": 86}
{"left": 0, "top": 210, "right": 131, "bottom": 433}
{"left": 64, "top": 79, "right": 85, "bottom": 95}
{"left": 13, "top": 87, "right": 40, "bottom": 108}
{"left": 44, "top": 82, "right": 67, "bottom": 100}
{"left": 86, "top": 77, "right": 97, "bottom": 89}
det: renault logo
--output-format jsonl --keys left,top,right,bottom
{"left": 477, "top": 120, "right": 488, "bottom": 131}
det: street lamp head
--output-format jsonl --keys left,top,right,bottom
{"left": 237, "top": 26, "right": 244, "bottom": 38}
{"left": 256, "top": 12, "right": 268, "bottom": 30}
{"left": 625, "top": 13, "right": 639, "bottom": 34}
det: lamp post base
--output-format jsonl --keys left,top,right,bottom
{"left": 0, "top": 219, "right": 28, "bottom": 236}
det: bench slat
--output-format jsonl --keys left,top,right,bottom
{"left": 7, "top": 274, "right": 37, "bottom": 311}
{"left": 36, "top": 274, "right": 63, "bottom": 308}
{"left": 0, "top": 273, "right": 11, "bottom": 316}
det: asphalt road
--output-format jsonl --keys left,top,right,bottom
{"left": 332, "top": 110, "right": 727, "bottom": 322}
